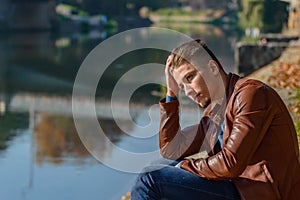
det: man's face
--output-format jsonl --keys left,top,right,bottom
{"left": 172, "top": 62, "right": 211, "bottom": 108}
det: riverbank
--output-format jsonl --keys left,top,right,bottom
{"left": 247, "top": 39, "right": 300, "bottom": 147}
{"left": 148, "top": 7, "right": 235, "bottom": 25}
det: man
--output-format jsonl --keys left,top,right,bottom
{"left": 131, "top": 39, "right": 300, "bottom": 199}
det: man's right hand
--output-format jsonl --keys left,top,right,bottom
{"left": 165, "top": 55, "right": 180, "bottom": 97}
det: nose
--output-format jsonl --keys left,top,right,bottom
{"left": 184, "top": 84, "right": 194, "bottom": 97}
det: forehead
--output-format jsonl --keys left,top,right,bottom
{"left": 173, "top": 63, "right": 197, "bottom": 79}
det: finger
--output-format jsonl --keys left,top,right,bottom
{"left": 167, "top": 54, "right": 174, "bottom": 62}
{"left": 166, "top": 55, "right": 173, "bottom": 67}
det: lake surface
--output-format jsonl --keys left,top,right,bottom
{"left": 0, "top": 22, "right": 240, "bottom": 200}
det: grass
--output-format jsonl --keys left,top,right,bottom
{"left": 294, "top": 90, "right": 300, "bottom": 148}
{"left": 150, "top": 7, "right": 226, "bottom": 22}
{"left": 296, "top": 121, "right": 300, "bottom": 139}
{"left": 152, "top": 7, "right": 211, "bottom": 16}
{"left": 57, "top": 4, "right": 89, "bottom": 17}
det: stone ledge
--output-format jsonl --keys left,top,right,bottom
{"left": 235, "top": 35, "right": 300, "bottom": 76}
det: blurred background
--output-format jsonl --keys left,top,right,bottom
{"left": 0, "top": 0, "right": 299, "bottom": 200}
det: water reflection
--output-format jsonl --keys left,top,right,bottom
{"left": 35, "top": 112, "right": 139, "bottom": 167}
{"left": 0, "top": 30, "right": 113, "bottom": 96}
{"left": 0, "top": 112, "right": 28, "bottom": 152}
{"left": 35, "top": 114, "right": 89, "bottom": 165}
{"left": 0, "top": 23, "right": 239, "bottom": 200}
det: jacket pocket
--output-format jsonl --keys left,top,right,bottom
{"left": 261, "top": 163, "right": 281, "bottom": 199}
{"left": 234, "top": 162, "right": 281, "bottom": 200}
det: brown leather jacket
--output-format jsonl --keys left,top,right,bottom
{"left": 159, "top": 73, "right": 300, "bottom": 199}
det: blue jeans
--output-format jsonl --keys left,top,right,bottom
{"left": 131, "top": 158, "right": 240, "bottom": 200}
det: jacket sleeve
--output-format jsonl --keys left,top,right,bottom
{"left": 159, "top": 98, "right": 211, "bottom": 160}
{"left": 180, "top": 82, "right": 275, "bottom": 180}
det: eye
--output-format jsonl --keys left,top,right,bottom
{"left": 186, "top": 74, "right": 194, "bottom": 83}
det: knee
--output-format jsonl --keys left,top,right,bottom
{"left": 131, "top": 166, "right": 162, "bottom": 191}
{"left": 131, "top": 165, "right": 181, "bottom": 200}
{"left": 131, "top": 170, "right": 155, "bottom": 199}
{"left": 134, "top": 167, "right": 157, "bottom": 186}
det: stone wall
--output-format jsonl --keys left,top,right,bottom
{"left": 235, "top": 35, "right": 300, "bottom": 76}
{"left": 288, "top": 8, "right": 300, "bottom": 30}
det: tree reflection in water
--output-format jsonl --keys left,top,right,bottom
{"left": 0, "top": 112, "right": 28, "bottom": 152}
{"left": 34, "top": 113, "right": 129, "bottom": 165}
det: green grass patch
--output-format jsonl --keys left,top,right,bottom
{"left": 296, "top": 121, "right": 300, "bottom": 137}
{"left": 57, "top": 4, "right": 89, "bottom": 17}
{"left": 0, "top": 113, "right": 28, "bottom": 150}
{"left": 151, "top": 7, "right": 214, "bottom": 17}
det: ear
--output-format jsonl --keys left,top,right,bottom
{"left": 208, "top": 60, "right": 219, "bottom": 75}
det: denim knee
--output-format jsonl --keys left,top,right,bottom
{"left": 131, "top": 170, "right": 160, "bottom": 200}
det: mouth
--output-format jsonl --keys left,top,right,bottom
{"left": 195, "top": 93, "right": 210, "bottom": 108}
{"left": 194, "top": 93, "right": 203, "bottom": 100}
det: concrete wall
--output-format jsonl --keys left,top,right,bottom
{"left": 287, "top": 0, "right": 300, "bottom": 33}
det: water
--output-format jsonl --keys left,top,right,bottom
{"left": 0, "top": 22, "right": 240, "bottom": 200}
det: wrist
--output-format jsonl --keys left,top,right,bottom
{"left": 167, "top": 90, "right": 177, "bottom": 97}
{"left": 166, "top": 95, "right": 177, "bottom": 103}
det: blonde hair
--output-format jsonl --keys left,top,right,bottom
{"left": 170, "top": 39, "right": 225, "bottom": 73}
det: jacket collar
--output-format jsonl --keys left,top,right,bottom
{"left": 206, "top": 73, "right": 240, "bottom": 126}
{"left": 225, "top": 73, "right": 241, "bottom": 103}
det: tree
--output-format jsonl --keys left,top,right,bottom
{"left": 61, "top": 0, "right": 172, "bottom": 16}
{"left": 238, "top": 0, "right": 288, "bottom": 33}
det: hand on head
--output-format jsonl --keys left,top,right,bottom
{"left": 165, "top": 55, "right": 179, "bottom": 97}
